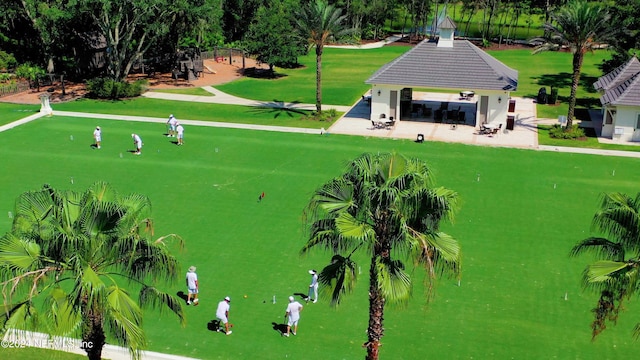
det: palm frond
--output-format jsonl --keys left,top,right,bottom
{"left": 139, "top": 286, "right": 185, "bottom": 326}
{"left": 0, "top": 234, "right": 41, "bottom": 271}
{"left": 43, "top": 287, "right": 82, "bottom": 336}
{"left": 570, "top": 237, "right": 625, "bottom": 261}
{"left": 375, "top": 258, "right": 412, "bottom": 304}
{"left": 105, "top": 285, "right": 146, "bottom": 357}
{"left": 586, "top": 261, "right": 631, "bottom": 283}
{"left": 1, "top": 301, "right": 39, "bottom": 332}
{"left": 318, "top": 255, "right": 358, "bottom": 306}
{"left": 335, "top": 212, "right": 375, "bottom": 241}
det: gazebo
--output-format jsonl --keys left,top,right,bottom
{"left": 365, "top": 17, "right": 518, "bottom": 128}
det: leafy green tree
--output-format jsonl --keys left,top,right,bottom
{"left": 532, "top": 0, "right": 614, "bottom": 131}
{"left": 13, "top": 0, "right": 78, "bottom": 72}
{"left": 571, "top": 192, "right": 640, "bottom": 340}
{"left": 85, "top": 0, "right": 173, "bottom": 82}
{"left": 0, "top": 51, "right": 18, "bottom": 70}
{"left": 245, "top": 1, "right": 305, "bottom": 72}
{"left": 603, "top": 0, "right": 640, "bottom": 72}
{"left": 295, "top": 0, "right": 354, "bottom": 113}
{"left": 302, "top": 152, "right": 462, "bottom": 360}
{"left": 221, "top": 0, "right": 263, "bottom": 42}
{"left": 0, "top": 182, "right": 185, "bottom": 360}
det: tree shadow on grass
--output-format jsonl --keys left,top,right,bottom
{"left": 243, "top": 67, "right": 288, "bottom": 80}
{"left": 528, "top": 72, "right": 600, "bottom": 97}
{"left": 247, "top": 101, "right": 309, "bottom": 119}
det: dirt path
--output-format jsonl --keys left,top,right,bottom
{"left": 0, "top": 58, "right": 269, "bottom": 105}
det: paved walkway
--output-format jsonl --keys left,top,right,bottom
{"left": 5, "top": 89, "right": 640, "bottom": 159}
{"left": 3, "top": 329, "right": 199, "bottom": 360}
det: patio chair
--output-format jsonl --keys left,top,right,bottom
{"left": 385, "top": 120, "right": 395, "bottom": 129}
{"left": 489, "top": 123, "right": 502, "bottom": 136}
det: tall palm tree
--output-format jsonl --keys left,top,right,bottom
{"left": 302, "top": 153, "right": 462, "bottom": 360}
{"left": 571, "top": 192, "right": 640, "bottom": 339}
{"left": 295, "top": 0, "right": 353, "bottom": 113}
{"left": 0, "top": 182, "right": 184, "bottom": 360}
{"left": 532, "top": 1, "right": 614, "bottom": 131}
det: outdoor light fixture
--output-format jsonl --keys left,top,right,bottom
{"left": 377, "top": 90, "right": 381, "bottom": 96}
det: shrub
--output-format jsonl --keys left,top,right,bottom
{"left": 549, "top": 87, "right": 558, "bottom": 104}
{"left": 0, "top": 51, "right": 17, "bottom": 70}
{"left": 548, "top": 124, "right": 585, "bottom": 139}
{"left": 86, "top": 78, "right": 147, "bottom": 99}
{"left": 15, "top": 63, "right": 45, "bottom": 88}
{"left": 304, "top": 109, "right": 339, "bottom": 122}
{"left": 0, "top": 73, "right": 14, "bottom": 83}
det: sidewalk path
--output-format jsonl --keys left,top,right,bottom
{"left": 142, "top": 86, "right": 352, "bottom": 113}
{"left": 325, "top": 35, "right": 404, "bottom": 49}
{"left": 53, "top": 110, "right": 323, "bottom": 135}
{"left": 3, "top": 329, "right": 199, "bottom": 360}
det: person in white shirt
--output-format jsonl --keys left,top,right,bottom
{"left": 131, "top": 133, "right": 142, "bottom": 155}
{"left": 216, "top": 296, "right": 232, "bottom": 335}
{"left": 176, "top": 123, "right": 184, "bottom": 145}
{"left": 307, "top": 269, "right": 318, "bottom": 303}
{"left": 167, "top": 114, "right": 178, "bottom": 137}
{"left": 284, "top": 296, "right": 303, "bottom": 337}
{"left": 185, "top": 266, "right": 198, "bottom": 305}
{"left": 93, "top": 126, "right": 101, "bottom": 149}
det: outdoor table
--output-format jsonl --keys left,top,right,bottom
{"left": 460, "top": 91, "right": 475, "bottom": 100}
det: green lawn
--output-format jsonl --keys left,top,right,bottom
{"left": 1, "top": 116, "right": 639, "bottom": 359}
{"left": 0, "top": 102, "right": 40, "bottom": 126}
{"left": 216, "top": 46, "right": 410, "bottom": 106}
{"left": 54, "top": 98, "right": 329, "bottom": 129}
{"left": 0, "top": 347, "right": 85, "bottom": 360}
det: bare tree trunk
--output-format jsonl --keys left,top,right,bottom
{"left": 83, "top": 306, "right": 106, "bottom": 360}
{"left": 566, "top": 51, "right": 584, "bottom": 130}
{"left": 365, "top": 259, "right": 385, "bottom": 360}
{"left": 315, "top": 46, "right": 322, "bottom": 113}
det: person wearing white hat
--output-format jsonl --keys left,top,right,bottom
{"left": 176, "top": 123, "right": 184, "bottom": 145}
{"left": 185, "top": 266, "right": 198, "bottom": 305}
{"left": 306, "top": 269, "right": 318, "bottom": 303}
{"left": 131, "top": 133, "right": 142, "bottom": 155}
{"left": 284, "top": 296, "right": 303, "bottom": 337}
{"left": 167, "top": 114, "right": 178, "bottom": 137}
{"left": 216, "top": 296, "right": 232, "bottom": 335}
{"left": 93, "top": 126, "right": 102, "bottom": 149}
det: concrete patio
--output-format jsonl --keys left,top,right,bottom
{"left": 329, "top": 92, "right": 540, "bottom": 149}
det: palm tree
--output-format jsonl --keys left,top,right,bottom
{"left": 0, "top": 182, "right": 184, "bottom": 360}
{"left": 532, "top": 0, "right": 614, "bottom": 131}
{"left": 295, "top": 0, "right": 353, "bottom": 113}
{"left": 302, "top": 153, "right": 462, "bottom": 360}
{"left": 570, "top": 192, "right": 640, "bottom": 339}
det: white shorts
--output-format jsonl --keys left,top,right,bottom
{"left": 217, "top": 315, "right": 228, "bottom": 324}
{"left": 287, "top": 316, "right": 299, "bottom": 326}
{"left": 188, "top": 287, "right": 198, "bottom": 295}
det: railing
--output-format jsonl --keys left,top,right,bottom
{"left": 0, "top": 81, "right": 30, "bottom": 98}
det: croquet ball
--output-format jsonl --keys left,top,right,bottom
{"left": 244, "top": 295, "right": 248, "bottom": 298}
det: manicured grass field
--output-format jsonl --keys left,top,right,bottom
{"left": 54, "top": 98, "right": 327, "bottom": 129}
{"left": 216, "top": 46, "right": 411, "bottom": 106}
{"left": 1, "top": 115, "right": 639, "bottom": 359}
{"left": 0, "top": 102, "right": 40, "bottom": 126}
